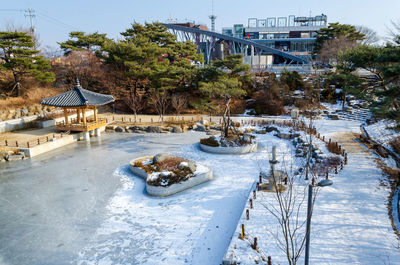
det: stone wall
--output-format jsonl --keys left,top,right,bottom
{"left": 0, "top": 104, "right": 56, "bottom": 122}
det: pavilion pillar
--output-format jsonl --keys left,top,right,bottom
{"left": 82, "top": 107, "right": 87, "bottom": 126}
{"left": 94, "top": 106, "right": 98, "bottom": 122}
{"left": 76, "top": 108, "right": 81, "bottom": 123}
{"left": 63, "top": 108, "right": 69, "bottom": 125}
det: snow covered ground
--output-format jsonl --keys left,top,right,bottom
{"left": 365, "top": 119, "right": 400, "bottom": 150}
{"left": 0, "top": 117, "right": 399, "bottom": 265}
{"left": 226, "top": 119, "right": 400, "bottom": 265}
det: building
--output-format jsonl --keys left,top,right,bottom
{"left": 222, "top": 14, "right": 327, "bottom": 63}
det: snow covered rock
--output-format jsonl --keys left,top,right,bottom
{"left": 153, "top": 153, "right": 171, "bottom": 164}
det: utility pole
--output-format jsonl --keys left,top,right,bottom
{"left": 24, "top": 8, "right": 36, "bottom": 35}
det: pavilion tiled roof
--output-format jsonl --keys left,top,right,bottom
{"left": 41, "top": 79, "right": 115, "bottom": 107}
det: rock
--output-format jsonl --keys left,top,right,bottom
{"left": 153, "top": 153, "right": 170, "bottom": 164}
{"left": 106, "top": 125, "right": 117, "bottom": 131}
{"left": 7, "top": 154, "right": 24, "bottom": 161}
{"left": 0, "top": 158, "right": 6, "bottom": 163}
{"left": 162, "top": 127, "right": 173, "bottom": 132}
{"left": 146, "top": 126, "right": 162, "bottom": 133}
{"left": 114, "top": 126, "right": 125, "bottom": 133}
{"left": 206, "top": 130, "right": 220, "bottom": 135}
{"left": 210, "top": 125, "right": 222, "bottom": 130}
{"left": 328, "top": 114, "right": 340, "bottom": 120}
{"left": 134, "top": 126, "right": 145, "bottom": 131}
{"left": 245, "top": 128, "right": 253, "bottom": 133}
{"left": 265, "top": 126, "right": 279, "bottom": 133}
{"left": 21, "top": 108, "right": 29, "bottom": 116}
{"left": 133, "top": 129, "right": 146, "bottom": 134}
{"left": 179, "top": 161, "right": 196, "bottom": 174}
{"left": 194, "top": 124, "right": 206, "bottom": 132}
{"left": 18, "top": 152, "right": 25, "bottom": 158}
{"left": 0, "top": 152, "right": 9, "bottom": 160}
{"left": 375, "top": 145, "right": 388, "bottom": 158}
{"left": 275, "top": 133, "right": 293, "bottom": 140}
{"left": 126, "top": 129, "right": 135, "bottom": 133}
{"left": 242, "top": 134, "right": 252, "bottom": 143}
{"left": 172, "top": 126, "right": 183, "bottom": 133}
{"left": 255, "top": 130, "right": 267, "bottom": 134}
{"left": 200, "top": 119, "right": 208, "bottom": 125}
{"left": 317, "top": 179, "right": 333, "bottom": 187}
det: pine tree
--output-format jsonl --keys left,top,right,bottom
{"left": 58, "top": 31, "right": 108, "bottom": 54}
{"left": 0, "top": 31, "right": 54, "bottom": 96}
{"left": 199, "top": 55, "right": 251, "bottom": 137}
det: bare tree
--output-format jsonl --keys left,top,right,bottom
{"left": 259, "top": 153, "right": 320, "bottom": 265}
{"left": 150, "top": 90, "right": 169, "bottom": 122}
{"left": 171, "top": 94, "right": 187, "bottom": 115}
{"left": 318, "top": 35, "right": 357, "bottom": 64}
{"left": 356, "top": 25, "right": 380, "bottom": 45}
{"left": 386, "top": 20, "right": 400, "bottom": 45}
{"left": 126, "top": 88, "right": 145, "bottom": 122}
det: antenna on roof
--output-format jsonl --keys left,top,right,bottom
{"left": 208, "top": 0, "right": 217, "bottom": 32}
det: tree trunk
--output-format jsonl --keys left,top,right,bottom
{"left": 342, "top": 90, "right": 346, "bottom": 111}
{"left": 223, "top": 98, "right": 232, "bottom": 138}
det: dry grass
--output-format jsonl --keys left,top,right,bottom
{"left": 156, "top": 157, "right": 189, "bottom": 171}
{"left": 390, "top": 137, "right": 400, "bottom": 155}
{"left": 0, "top": 86, "right": 59, "bottom": 111}
{"left": 326, "top": 142, "right": 342, "bottom": 155}
{"left": 312, "top": 156, "right": 343, "bottom": 175}
{"left": 0, "top": 146, "right": 20, "bottom": 154}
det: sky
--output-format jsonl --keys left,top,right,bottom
{"left": 1, "top": 0, "right": 399, "bottom": 51}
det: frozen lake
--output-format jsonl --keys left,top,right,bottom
{"left": 0, "top": 132, "right": 266, "bottom": 265}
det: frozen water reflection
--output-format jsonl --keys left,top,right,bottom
{"left": 0, "top": 132, "right": 273, "bottom": 265}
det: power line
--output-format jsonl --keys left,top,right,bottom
{"left": 36, "top": 10, "right": 80, "bottom": 31}
{"left": 0, "top": 8, "right": 80, "bottom": 31}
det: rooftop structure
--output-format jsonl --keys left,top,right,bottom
{"left": 222, "top": 14, "right": 328, "bottom": 62}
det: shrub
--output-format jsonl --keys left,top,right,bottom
{"left": 312, "top": 155, "right": 342, "bottom": 175}
{"left": 326, "top": 142, "right": 342, "bottom": 155}
{"left": 390, "top": 137, "right": 400, "bottom": 155}
{"left": 200, "top": 137, "right": 219, "bottom": 147}
{"left": 155, "top": 157, "right": 188, "bottom": 171}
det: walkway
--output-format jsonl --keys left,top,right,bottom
{"left": 311, "top": 130, "right": 400, "bottom": 264}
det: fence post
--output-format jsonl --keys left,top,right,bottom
{"left": 252, "top": 237, "right": 257, "bottom": 250}
{"left": 46, "top": 136, "right": 49, "bottom": 142}
{"left": 5, "top": 140, "right": 7, "bottom": 146}
{"left": 246, "top": 209, "right": 249, "bottom": 220}
{"left": 37, "top": 139, "right": 40, "bottom": 145}
{"left": 253, "top": 190, "right": 256, "bottom": 200}
{"left": 27, "top": 142, "right": 30, "bottom": 148}
{"left": 16, "top": 141, "right": 18, "bottom": 147}
{"left": 240, "top": 224, "right": 245, "bottom": 239}
{"left": 250, "top": 198, "right": 253, "bottom": 209}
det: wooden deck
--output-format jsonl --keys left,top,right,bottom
{"left": 56, "top": 118, "right": 106, "bottom": 132}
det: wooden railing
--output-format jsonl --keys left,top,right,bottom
{"left": 0, "top": 133, "right": 68, "bottom": 148}
{"left": 56, "top": 118, "right": 107, "bottom": 132}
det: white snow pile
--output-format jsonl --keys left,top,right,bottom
{"left": 364, "top": 119, "right": 400, "bottom": 146}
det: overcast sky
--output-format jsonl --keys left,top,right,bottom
{"left": 1, "top": 0, "right": 399, "bottom": 49}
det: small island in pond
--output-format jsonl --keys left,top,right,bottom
{"left": 129, "top": 153, "right": 213, "bottom": 196}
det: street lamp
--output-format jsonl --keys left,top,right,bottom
{"left": 304, "top": 179, "right": 333, "bottom": 265}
